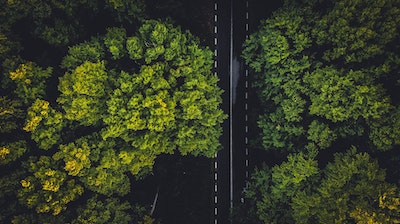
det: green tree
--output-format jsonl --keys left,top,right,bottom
{"left": 56, "top": 20, "right": 226, "bottom": 179}
{"left": 243, "top": 0, "right": 400, "bottom": 153}
{"left": 0, "top": 140, "right": 27, "bottom": 165}
{"left": 247, "top": 148, "right": 400, "bottom": 223}
{"left": 18, "top": 156, "right": 84, "bottom": 216}
{"left": 58, "top": 61, "right": 109, "bottom": 126}
{"left": 0, "top": 96, "right": 24, "bottom": 133}
{"left": 1, "top": 0, "right": 145, "bottom": 46}
{"left": 72, "top": 195, "right": 132, "bottom": 224}
{"left": 246, "top": 151, "right": 319, "bottom": 223}
{"left": 292, "top": 148, "right": 400, "bottom": 223}
{"left": 24, "top": 99, "right": 64, "bottom": 150}
{"left": 9, "top": 62, "right": 52, "bottom": 105}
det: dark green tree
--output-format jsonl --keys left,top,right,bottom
{"left": 246, "top": 148, "right": 400, "bottom": 223}
{"left": 243, "top": 0, "right": 400, "bottom": 153}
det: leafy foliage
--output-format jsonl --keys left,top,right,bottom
{"left": 247, "top": 148, "right": 400, "bottom": 223}
{"left": 58, "top": 61, "right": 109, "bottom": 126}
{"left": 0, "top": 140, "right": 27, "bottom": 165}
{"left": 18, "top": 156, "right": 84, "bottom": 215}
{"left": 292, "top": 148, "right": 400, "bottom": 223}
{"left": 9, "top": 62, "right": 52, "bottom": 105}
{"left": 72, "top": 195, "right": 132, "bottom": 224}
{"left": 24, "top": 99, "right": 64, "bottom": 150}
{"left": 0, "top": 96, "right": 24, "bottom": 133}
{"left": 243, "top": 0, "right": 400, "bottom": 152}
{"left": 246, "top": 151, "right": 319, "bottom": 223}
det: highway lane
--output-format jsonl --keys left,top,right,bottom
{"left": 213, "top": 1, "right": 283, "bottom": 223}
{"left": 214, "top": 0, "right": 231, "bottom": 223}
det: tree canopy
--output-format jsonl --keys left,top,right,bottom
{"left": 241, "top": 0, "right": 400, "bottom": 223}
{"left": 246, "top": 148, "right": 400, "bottom": 223}
{"left": 243, "top": 0, "right": 400, "bottom": 153}
{"left": 0, "top": 1, "right": 225, "bottom": 222}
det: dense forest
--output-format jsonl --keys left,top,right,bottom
{"left": 0, "top": 0, "right": 224, "bottom": 223}
{"left": 1, "top": 0, "right": 400, "bottom": 223}
{"left": 241, "top": 0, "right": 400, "bottom": 223}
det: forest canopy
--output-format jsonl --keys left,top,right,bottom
{"left": 242, "top": 0, "right": 400, "bottom": 223}
{"left": 0, "top": 1, "right": 225, "bottom": 223}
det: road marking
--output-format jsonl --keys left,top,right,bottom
{"left": 245, "top": 80, "right": 248, "bottom": 88}
{"left": 245, "top": 92, "right": 248, "bottom": 99}
{"left": 214, "top": 26, "right": 217, "bottom": 34}
{"left": 246, "top": 170, "right": 249, "bottom": 178}
{"left": 215, "top": 183, "right": 217, "bottom": 192}
{"left": 245, "top": 125, "right": 248, "bottom": 133}
{"left": 214, "top": 49, "right": 217, "bottom": 57}
{"left": 246, "top": 23, "right": 249, "bottom": 31}
{"left": 245, "top": 103, "right": 248, "bottom": 110}
{"left": 215, "top": 3, "right": 217, "bottom": 11}
{"left": 245, "top": 114, "right": 248, "bottom": 122}
{"left": 246, "top": 147, "right": 248, "bottom": 155}
{"left": 215, "top": 195, "right": 218, "bottom": 203}
{"left": 214, "top": 72, "right": 217, "bottom": 76}
{"left": 246, "top": 160, "right": 249, "bottom": 167}
{"left": 215, "top": 14, "right": 217, "bottom": 22}
{"left": 229, "top": 0, "right": 234, "bottom": 210}
{"left": 245, "top": 137, "right": 248, "bottom": 144}
{"left": 215, "top": 207, "right": 218, "bottom": 215}
{"left": 246, "top": 12, "right": 248, "bottom": 20}
{"left": 214, "top": 37, "right": 217, "bottom": 45}
{"left": 246, "top": 34, "right": 249, "bottom": 39}
{"left": 214, "top": 161, "right": 218, "bottom": 169}
{"left": 246, "top": 1, "right": 249, "bottom": 8}
{"left": 245, "top": 69, "right": 248, "bottom": 77}
{"left": 215, "top": 220, "right": 217, "bottom": 224}
{"left": 215, "top": 172, "right": 217, "bottom": 180}
{"left": 214, "top": 61, "right": 217, "bottom": 68}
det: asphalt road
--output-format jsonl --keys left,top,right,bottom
{"left": 213, "top": 0, "right": 283, "bottom": 223}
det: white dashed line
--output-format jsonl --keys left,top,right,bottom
{"left": 245, "top": 114, "right": 248, "bottom": 122}
{"left": 246, "top": 170, "right": 249, "bottom": 178}
{"left": 246, "top": 12, "right": 249, "bottom": 20}
{"left": 246, "top": 23, "right": 249, "bottom": 31}
{"left": 245, "top": 92, "right": 248, "bottom": 99}
{"left": 245, "top": 103, "right": 248, "bottom": 110}
{"left": 245, "top": 69, "right": 248, "bottom": 77}
{"left": 214, "top": 3, "right": 218, "bottom": 224}
{"left": 245, "top": 80, "right": 248, "bottom": 88}
{"left": 246, "top": 148, "right": 249, "bottom": 155}
{"left": 245, "top": 126, "right": 248, "bottom": 133}
{"left": 245, "top": 137, "right": 248, "bottom": 144}
{"left": 246, "top": 160, "right": 249, "bottom": 167}
{"left": 215, "top": 207, "right": 218, "bottom": 215}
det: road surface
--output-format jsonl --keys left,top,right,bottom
{"left": 213, "top": 0, "right": 283, "bottom": 223}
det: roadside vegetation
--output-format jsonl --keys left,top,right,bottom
{"left": 0, "top": 0, "right": 225, "bottom": 223}
{"left": 242, "top": 0, "right": 400, "bottom": 223}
